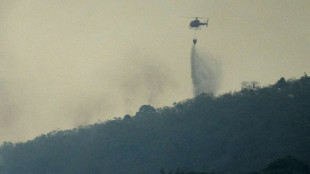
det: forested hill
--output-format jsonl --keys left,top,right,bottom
{"left": 1, "top": 75, "right": 310, "bottom": 174}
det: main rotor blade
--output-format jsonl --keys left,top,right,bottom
{"left": 180, "top": 16, "right": 208, "bottom": 19}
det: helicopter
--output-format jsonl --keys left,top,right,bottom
{"left": 189, "top": 17, "right": 209, "bottom": 30}
{"left": 188, "top": 17, "right": 209, "bottom": 44}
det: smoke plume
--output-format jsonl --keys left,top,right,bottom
{"left": 191, "top": 45, "right": 221, "bottom": 96}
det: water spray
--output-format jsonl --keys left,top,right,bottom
{"left": 190, "top": 44, "right": 221, "bottom": 96}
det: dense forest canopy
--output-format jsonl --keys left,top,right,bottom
{"left": 0, "top": 75, "right": 309, "bottom": 174}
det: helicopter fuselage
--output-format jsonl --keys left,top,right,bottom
{"left": 189, "top": 19, "right": 208, "bottom": 29}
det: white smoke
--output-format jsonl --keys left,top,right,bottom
{"left": 191, "top": 45, "right": 221, "bottom": 96}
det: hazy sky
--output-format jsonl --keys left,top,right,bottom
{"left": 0, "top": 0, "right": 309, "bottom": 143}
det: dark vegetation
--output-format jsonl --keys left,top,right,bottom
{"left": 0, "top": 75, "right": 310, "bottom": 174}
{"left": 163, "top": 156, "right": 310, "bottom": 174}
{"left": 261, "top": 156, "right": 310, "bottom": 174}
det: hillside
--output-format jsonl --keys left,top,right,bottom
{"left": 0, "top": 75, "right": 310, "bottom": 174}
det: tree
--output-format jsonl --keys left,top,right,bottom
{"left": 139, "top": 105, "right": 156, "bottom": 113}
{"left": 274, "top": 77, "right": 287, "bottom": 89}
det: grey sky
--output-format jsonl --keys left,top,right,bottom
{"left": 0, "top": 0, "right": 309, "bottom": 143}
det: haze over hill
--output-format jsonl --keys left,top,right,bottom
{"left": 0, "top": 1, "right": 309, "bottom": 144}
{"left": 1, "top": 75, "right": 309, "bottom": 174}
